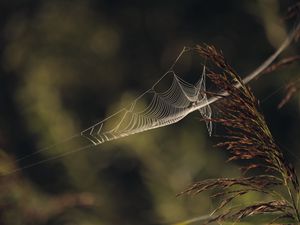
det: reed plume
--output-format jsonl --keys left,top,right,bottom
{"left": 178, "top": 45, "right": 300, "bottom": 224}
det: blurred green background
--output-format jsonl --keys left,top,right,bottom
{"left": 0, "top": 0, "right": 300, "bottom": 224}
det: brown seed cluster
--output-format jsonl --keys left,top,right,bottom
{"left": 197, "top": 45, "right": 299, "bottom": 191}
{"left": 179, "top": 45, "right": 300, "bottom": 224}
{"left": 207, "top": 200, "right": 294, "bottom": 225}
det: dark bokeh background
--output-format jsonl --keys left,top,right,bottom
{"left": 0, "top": 0, "right": 300, "bottom": 224}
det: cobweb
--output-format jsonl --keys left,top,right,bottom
{"left": 81, "top": 47, "right": 212, "bottom": 146}
{"left": 7, "top": 24, "right": 297, "bottom": 175}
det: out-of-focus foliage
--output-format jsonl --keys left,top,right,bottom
{"left": 0, "top": 0, "right": 299, "bottom": 225}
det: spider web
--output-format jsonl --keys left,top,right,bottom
{"left": 81, "top": 48, "right": 212, "bottom": 146}
{"left": 6, "top": 22, "right": 298, "bottom": 174}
